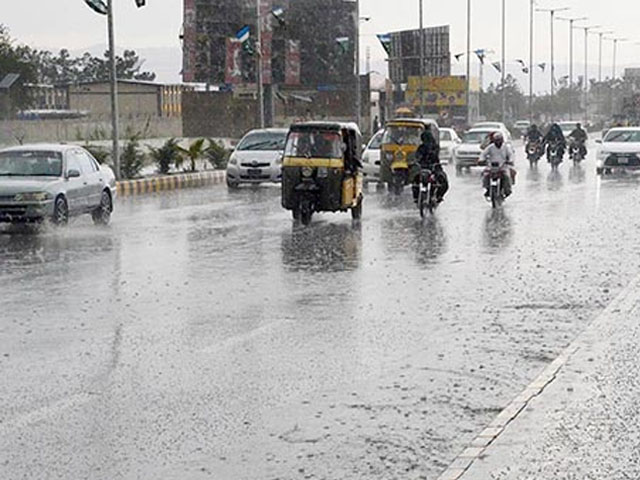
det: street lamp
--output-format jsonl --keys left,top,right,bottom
{"left": 84, "top": 0, "right": 146, "bottom": 180}
{"left": 576, "top": 25, "right": 601, "bottom": 123}
{"left": 596, "top": 30, "right": 614, "bottom": 82}
{"left": 557, "top": 16, "right": 587, "bottom": 120}
{"left": 610, "top": 38, "right": 628, "bottom": 79}
{"left": 536, "top": 6, "right": 570, "bottom": 103}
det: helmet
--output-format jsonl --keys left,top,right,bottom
{"left": 493, "top": 132, "right": 504, "bottom": 142}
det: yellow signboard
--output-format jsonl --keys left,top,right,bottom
{"left": 406, "top": 76, "right": 475, "bottom": 107}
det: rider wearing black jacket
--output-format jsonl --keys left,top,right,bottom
{"left": 412, "top": 130, "right": 449, "bottom": 202}
{"left": 568, "top": 123, "right": 588, "bottom": 157}
{"left": 543, "top": 123, "right": 567, "bottom": 161}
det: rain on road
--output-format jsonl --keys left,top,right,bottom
{"left": 2, "top": 142, "right": 640, "bottom": 480}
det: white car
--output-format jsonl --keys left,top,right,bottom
{"left": 226, "top": 128, "right": 288, "bottom": 188}
{"left": 453, "top": 128, "right": 514, "bottom": 172}
{"left": 596, "top": 127, "right": 640, "bottom": 175}
{"left": 558, "top": 121, "right": 579, "bottom": 140}
{"left": 361, "top": 129, "right": 384, "bottom": 184}
{"left": 439, "top": 128, "right": 461, "bottom": 164}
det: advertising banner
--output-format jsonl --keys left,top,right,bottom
{"left": 224, "top": 38, "right": 243, "bottom": 85}
{"left": 406, "top": 76, "right": 468, "bottom": 107}
{"left": 285, "top": 40, "right": 301, "bottom": 85}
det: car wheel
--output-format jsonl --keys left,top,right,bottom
{"left": 227, "top": 179, "right": 239, "bottom": 190}
{"left": 52, "top": 196, "right": 69, "bottom": 226}
{"left": 92, "top": 190, "right": 112, "bottom": 226}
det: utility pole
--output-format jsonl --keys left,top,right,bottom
{"left": 256, "top": 0, "right": 264, "bottom": 128}
{"left": 558, "top": 16, "right": 587, "bottom": 120}
{"left": 107, "top": 0, "right": 120, "bottom": 179}
{"left": 465, "top": 0, "right": 471, "bottom": 124}
{"left": 612, "top": 38, "right": 627, "bottom": 79}
{"left": 578, "top": 26, "right": 601, "bottom": 124}
{"left": 501, "top": 0, "right": 506, "bottom": 123}
{"left": 419, "top": 0, "right": 425, "bottom": 118}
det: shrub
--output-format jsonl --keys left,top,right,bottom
{"left": 84, "top": 144, "right": 111, "bottom": 165}
{"left": 149, "top": 138, "right": 179, "bottom": 175}
{"left": 120, "top": 135, "right": 146, "bottom": 179}
{"left": 177, "top": 138, "right": 207, "bottom": 172}
{"left": 206, "top": 139, "right": 230, "bottom": 170}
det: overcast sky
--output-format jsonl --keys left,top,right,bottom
{"left": 3, "top": 0, "right": 639, "bottom": 89}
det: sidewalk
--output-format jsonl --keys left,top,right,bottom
{"left": 439, "top": 274, "right": 640, "bottom": 480}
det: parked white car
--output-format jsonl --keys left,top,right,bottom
{"left": 226, "top": 128, "right": 288, "bottom": 188}
{"left": 439, "top": 128, "right": 461, "bottom": 164}
{"left": 361, "top": 129, "right": 384, "bottom": 184}
{"left": 596, "top": 127, "right": 640, "bottom": 175}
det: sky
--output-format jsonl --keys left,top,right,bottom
{"left": 3, "top": 0, "right": 640, "bottom": 91}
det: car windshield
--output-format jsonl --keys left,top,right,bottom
{"left": 367, "top": 132, "right": 384, "bottom": 150}
{"left": 440, "top": 130, "right": 452, "bottom": 142}
{"left": 0, "top": 150, "right": 63, "bottom": 177}
{"left": 462, "top": 131, "right": 493, "bottom": 144}
{"left": 604, "top": 130, "right": 640, "bottom": 143}
{"left": 560, "top": 123, "right": 577, "bottom": 133}
{"left": 474, "top": 123, "right": 500, "bottom": 129}
{"left": 284, "top": 131, "right": 343, "bottom": 158}
{"left": 382, "top": 125, "right": 422, "bottom": 146}
{"left": 237, "top": 131, "right": 286, "bottom": 151}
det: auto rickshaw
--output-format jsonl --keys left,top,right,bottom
{"left": 281, "top": 122, "right": 363, "bottom": 226}
{"left": 380, "top": 118, "right": 440, "bottom": 194}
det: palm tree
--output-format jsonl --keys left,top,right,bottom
{"left": 177, "top": 138, "right": 207, "bottom": 172}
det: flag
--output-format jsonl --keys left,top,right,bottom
{"left": 492, "top": 62, "right": 502, "bottom": 73}
{"left": 236, "top": 25, "right": 251, "bottom": 43}
{"left": 454, "top": 53, "right": 465, "bottom": 62}
{"left": 376, "top": 33, "right": 391, "bottom": 55}
{"left": 336, "top": 36, "right": 350, "bottom": 54}
{"left": 538, "top": 63, "right": 546, "bottom": 72}
{"left": 474, "top": 49, "right": 486, "bottom": 64}
{"left": 515, "top": 59, "right": 526, "bottom": 67}
{"left": 522, "top": 67, "right": 530, "bottom": 74}
{"left": 271, "top": 6, "right": 286, "bottom": 26}
{"left": 84, "top": 0, "right": 108, "bottom": 15}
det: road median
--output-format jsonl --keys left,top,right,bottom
{"left": 116, "top": 170, "right": 226, "bottom": 197}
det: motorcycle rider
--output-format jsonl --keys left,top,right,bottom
{"left": 480, "top": 132, "right": 514, "bottom": 198}
{"left": 412, "top": 130, "right": 449, "bottom": 203}
{"left": 568, "top": 122, "right": 588, "bottom": 158}
{"left": 543, "top": 123, "right": 567, "bottom": 162}
{"left": 526, "top": 124, "right": 543, "bottom": 143}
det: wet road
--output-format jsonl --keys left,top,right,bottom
{"left": 2, "top": 141, "right": 640, "bottom": 480}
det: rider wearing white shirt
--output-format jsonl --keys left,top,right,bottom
{"left": 480, "top": 132, "right": 514, "bottom": 197}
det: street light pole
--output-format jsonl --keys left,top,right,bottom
{"left": 107, "top": 0, "right": 120, "bottom": 180}
{"left": 529, "top": 0, "right": 534, "bottom": 122}
{"left": 256, "top": 0, "right": 264, "bottom": 128}
{"left": 419, "top": 0, "right": 425, "bottom": 118}
{"left": 578, "top": 26, "right": 601, "bottom": 124}
{"left": 597, "top": 31, "right": 614, "bottom": 82}
{"left": 501, "top": 0, "right": 506, "bottom": 122}
{"left": 612, "top": 38, "right": 627, "bottom": 79}
{"left": 537, "top": 7, "right": 570, "bottom": 118}
{"left": 558, "top": 16, "right": 587, "bottom": 120}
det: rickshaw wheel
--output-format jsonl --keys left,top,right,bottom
{"left": 351, "top": 196, "right": 363, "bottom": 220}
{"left": 292, "top": 209, "right": 301, "bottom": 221}
{"left": 300, "top": 209, "right": 313, "bottom": 226}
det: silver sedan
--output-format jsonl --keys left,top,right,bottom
{"left": 0, "top": 144, "right": 117, "bottom": 225}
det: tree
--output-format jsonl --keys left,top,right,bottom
{"left": 177, "top": 139, "right": 207, "bottom": 172}
{"left": 480, "top": 75, "right": 525, "bottom": 123}
{"left": 0, "top": 25, "right": 37, "bottom": 117}
{"left": 149, "top": 138, "right": 180, "bottom": 175}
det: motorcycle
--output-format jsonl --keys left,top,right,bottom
{"left": 547, "top": 142, "right": 564, "bottom": 171}
{"left": 417, "top": 166, "right": 441, "bottom": 217}
{"left": 526, "top": 140, "right": 543, "bottom": 167}
{"left": 486, "top": 161, "right": 507, "bottom": 209}
{"left": 569, "top": 139, "right": 586, "bottom": 165}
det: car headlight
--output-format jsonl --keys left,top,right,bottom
{"left": 14, "top": 192, "right": 52, "bottom": 202}
{"left": 228, "top": 155, "right": 238, "bottom": 165}
{"left": 301, "top": 166, "right": 314, "bottom": 178}
{"left": 275, "top": 155, "right": 283, "bottom": 165}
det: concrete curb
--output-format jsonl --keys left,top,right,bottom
{"left": 437, "top": 273, "right": 640, "bottom": 480}
{"left": 116, "top": 171, "right": 226, "bottom": 197}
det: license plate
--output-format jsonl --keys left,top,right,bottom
{"left": 618, "top": 157, "right": 629, "bottom": 164}
{"left": 247, "top": 168, "right": 263, "bottom": 176}
{"left": 490, "top": 180, "right": 499, "bottom": 187}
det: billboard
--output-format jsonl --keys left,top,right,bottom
{"left": 406, "top": 76, "right": 468, "bottom": 107}
{"left": 388, "top": 26, "right": 450, "bottom": 84}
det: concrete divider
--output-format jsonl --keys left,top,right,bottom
{"left": 116, "top": 170, "right": 226, "bottom": 197}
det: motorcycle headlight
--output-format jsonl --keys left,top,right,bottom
{"left": 301, "top": 166, "right": 314, "bottom": 178}
{"left": 14, "top": 192, "right": 52, "bottom": 202}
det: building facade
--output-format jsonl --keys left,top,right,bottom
{"left": 181, "top": 0, "right": 357, "bottom": 88}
